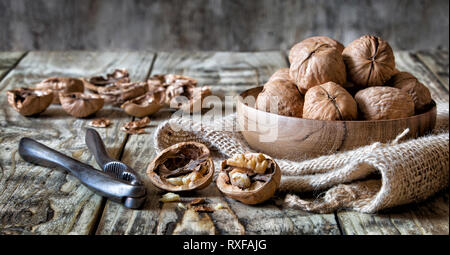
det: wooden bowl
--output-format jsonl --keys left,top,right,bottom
{"left": 237, "top": 87, "right": 437, "bottom": 160}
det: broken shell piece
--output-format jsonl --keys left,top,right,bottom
{"left": 97, "top": 82, "right": 148, "bottom": 106}
{"left": 59, "top": 92, "right": 104, "bottom": 118}
{"left": 121, "top": 117, "right": 150, "bottom": 134}
{"left": 35, "top": 77, "right": 84, "bottom": 104}
{"left": 89, "top": 118, "right": 111, "bottom": 128}
{"left": 177, "top": 203, "right": 187, "bottom": 210}
{"left": 147, "top": 142, "right": 214, "bottom": 192}
{"left": 217, "top": 153, "right": 281, "bottom": 205}
{"left": 121, "top": 89, "right": 166, "bottom": 117}
{"left": 193, "top": 205, "right": 214, "bottom": 213}
{"left": 159, "top": 192, "right": 180, "bottom": 202}
{"left": 83, "top": 69, "right": 130, "bottom": 92}
{"left": 7, "top": 88, "right": 54, "bottom": 116}
{"left": 189, "top": 198, "right": 206, "bottom": 206}
{"left": 168, "top": 86, "right": 212, "bottom": 113}
{"left": 214, "top": 203, "right": 226, "bottom": 210}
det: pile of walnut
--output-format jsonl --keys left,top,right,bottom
{"left": 6, "top": 70, "right": 211, "bottom": 131}
{"left": 256, "top": 35, "right": 433, "bottom": 121}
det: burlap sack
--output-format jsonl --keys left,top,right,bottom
{"left": 154, "top": 101, "right": 449, "bottom": 213}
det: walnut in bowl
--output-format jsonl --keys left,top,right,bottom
{"left": 216, "top": 153, "right": 281, "bottom": 205}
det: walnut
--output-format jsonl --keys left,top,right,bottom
{"left": 35, "top": 77, "right": 84, "bottom": 104}
{"left": 303, "top": 82, "right": 357, "bottom": 120}
{"left": 7, "top": 88, "right": 54, "bottom": 116}
{"left": 168, "top": 85, "right": 212, "bottom": 113}
{"left": 289, "top": 42, "right": 347, "bottom": 93}
{"left": 216, "top": 153, "right": 281, "bottom": 205}
{"left": 83, "top": 69, "right": 130, "bottom": 92}
{"left": 121, "top": 117, "right": 150, "bottom": 134}
{"left": 386, "top": 72, "right": 432, "bottom": 112}
{"left": 97, "top": 82, "right": 148, "bottom": 106}
{"left": 147, "top": 142, "right": 214, "bottom": 192}
{"left": 289, "top": 36, "right": 344, "bottom": 64}
{"left": 255, "top": 70, "right": 304, "bottom": 118}
{"left": 89, "top": 118, "right": 111, "bottom": 128}
{"left": 343, "top": 35, "right": 396, "bottom": 88}
{"left": 355, "top": 86, "right": 415, "bottom": 120}
{"left": 121, "top": 88, "right": 166, "bottom": 117}
{"left": 59, "top": 92, "right": 104, "bottom": 118}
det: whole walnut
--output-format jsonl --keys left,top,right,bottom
{"left": 256, "top": 71, "right": 304, "bottom": 118}
{"left": 289, "top": 36, "right": 345, "bottom": 64}
{"left": 342, "top": 35, "right": 396, "bottom": 88}
{"left": 303, "top": 81, "right": 357, "bottom": 120}
{"left": 289, "top": 42, "right": 347, "bottom": 94}
{"left": 267, "top": 68, "right": 292, "bottom": 83}
{"left": 386, "top": 72, "right": 432, "bottom": 112}
{"left": 355, "top": 86, "right": 415, "bottom": 120}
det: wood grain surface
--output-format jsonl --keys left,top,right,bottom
{"left": 0, "top": 50, "right": 448, "bottom": 235}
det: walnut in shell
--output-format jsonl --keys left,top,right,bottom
{"left": 59, "top": 92, "right": 104, "bottom": 118}
{"left": 342, "top": 35, "right": 396, "bottom": 88}
{"left": 7, "top": 88, "right": 54, "bottom": 116}
{"left": 121, "top": 88, "right": 166, "bottom": 117}
{"left": 256, "top": 72, "right": 304, "bottom": 118}
{"left": 386, "top": 72, "right": 432, "bottom": 112}
{"left": 267, "top": 68, "right": 292, "bottom": 83}
{"left": 355, "top": 86, "right": 415, "bottom": 120}
{"left": 216, "top": 153, "right": 281, "bottom": 205}
{"left": 289, "top": 42, "right": 347, "bottom": 93}
{"left": 167, "top": 85, "right": 212, "bottom": 113}
{"left": 303, "top": 82, "right": 357, "bottom": 120}
{"left": 35, "top": 77, "right": 84, "bottom": 104}
{"left": 97, "top": 82, "right": 148, "bottom": 106}
{"left": 289, "top": 36, "right": 345, "bottom": 64}
{"left": 147, "top": 142, "right": 214, "bottom": 192}
{"left": 83, "top": 69, "right": 130, "bottom": 92}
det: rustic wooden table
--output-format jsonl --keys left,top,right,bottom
{"left": 0, "top": 50, "right": 448, "bottom": 235}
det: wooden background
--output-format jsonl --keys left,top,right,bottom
{"left": 1, "top": 0, "right": 449, "bottom": 51}
{"left": 0, "top": 49, "right": 448, "bottom": 235}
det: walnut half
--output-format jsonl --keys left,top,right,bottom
{"left": 216, "top": 153, "right": 281, "bottom": 205}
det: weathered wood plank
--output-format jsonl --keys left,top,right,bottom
{"left": 0, "top": 51, "right": 155, "bottom": 234}
{"left": 96, "top": 51, "right": 340, "bottom": 235}
{"left": 336, "top": 50, "right": 449, "bottom": 235}
{"left": 415, "top": 50, "right": 449, "bottom": 88}
{"left": 0, "top": 52, "right": 26, "bottom": 81}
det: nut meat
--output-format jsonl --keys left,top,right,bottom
{"left": 7, "top": 88, "right": 54, "bottom": 116}
{"left": 289, "top": 42, "right": 347, "bottom": 93}
{"left": 147, "top": 142, "right": 214, "bottom": 192}
{"left": 216, "top": 153, "right": 281, "bottom": 205}
{"left": 343, "top": 35, "right": 396, "bottom": 88}
{"left": 355, "top": 86, "right": 415, "bottom": 120}
{"left": 386, "top": 72, "right": 432, "bottom": 112}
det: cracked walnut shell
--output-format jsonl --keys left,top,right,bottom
{"left": 83, "top": 69, "right": 130, "bottom": 92}
{"left": 59, "top": 92, "right": 104, "bottom": 118}
{"left": 35, "top": 77, "right": 84, "bottom": 104}
{"left": 7, "top": 88, "right": 54, "bottom": 116}
{"left": 386, "top": 72, "right": 432, "bottom": 112}
{"left": 97, "top": 82, "right": 148, "bottom": 106}
{"left": 289, "top": 42, "right": 347, "bottom": 93}
{"left": 343, "top": 35, "right": 396, "bottom": 88}
{"left": 216, "top": 153, "right": 281, "bottom": 205}
{"left": 303, "top": 82, "right": 357, "bottom": 120}
{"left": 121, "top": 88, "right": 166, "bottom": 117}
{"left": 147, "top": 142, "right": 214, "bottom": 192}
{"left": 355, "top": 86, "right": 415, "bottom": 120}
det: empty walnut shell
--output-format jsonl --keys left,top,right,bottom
{"left": 386, "top": 72, "right": 432, "bottom": 112}
{"left": 289, "top": 36, "right": 344, "bottom": 64}
{"left": 343, "top": 35, "right": 396, "bottom": 88}
{"left": 216, "top": 153, "right": 281, "bottom": 205}
{"left": 303, "top": 82, "right": 357, "bottom": 120}
{"left": 83, "top": 69, "right": 130, "bottom": 92}
{"left": 35, "top": 77, "right": 84, "bottom": 104}
{"left": 256, "top": 72, "right": 304, "bottom": 118}
{"left": 97, "top": 82, "right": 148, "bottom": 106}
{"left": 167, "top": 85, "right": 212, "bottom": 113}
{"left": 355, "top": 86, "right": 415, "bottom": 120}
{"left": 289, "top": 42, "right": 347, "bottom": 93}
{"left": 121, "top": 89, "right": 166, "bottom": 117}
{"left": 59, "top": 92, "right": 104, "bottom": 118}
{"left": 147, "top": 142, "right": 214, "bottom": 192}
{"left": 7, "top": 88, "right": 54, "bottom": 116}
